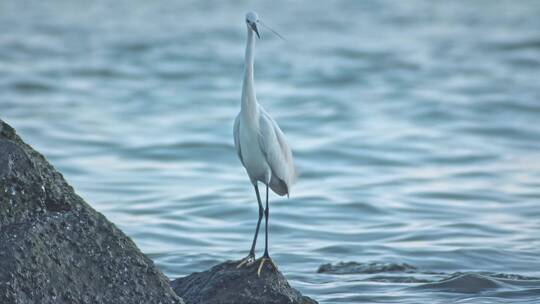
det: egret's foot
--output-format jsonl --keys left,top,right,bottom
{"left": 257, "top": 256, "right": 277, "bottom": 277}
{"left": 237, "top": 253, "right": 256, "bottom": 268}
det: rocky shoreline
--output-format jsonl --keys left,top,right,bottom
{"left": 0, "top": 119, "right": 316, "bottom": 304}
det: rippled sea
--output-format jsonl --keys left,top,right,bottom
{"left": 2, "top": 1, "right": 540, "bottom": 303}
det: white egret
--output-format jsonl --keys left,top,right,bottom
{"left": 234, "top": 11, "right": 296, "bottom": 276}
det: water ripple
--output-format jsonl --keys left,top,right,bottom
{"left": 2, "top": 1, "right": 540, "bottom": 303}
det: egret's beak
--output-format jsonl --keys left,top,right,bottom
{"left": 250, "top": 22, "right": 260, "bottom": 39}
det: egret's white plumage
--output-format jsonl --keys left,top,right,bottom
{"left": 234, "top": 107, "right": 295, "bottom": 196}
{"left": 233, "top": 12, "right": 296, "bottom": 196}
{"left": 234, "top": 11, "right": 295, "bottom": 275}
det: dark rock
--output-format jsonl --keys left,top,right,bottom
{"left": 171, "top": 260, "right": 318, "bottom": 304}
{"left": 0, "top": 119, "right": 183, "bottom": 304}
{"left": 317, "top": 261, "right": 416, "bottom": 275}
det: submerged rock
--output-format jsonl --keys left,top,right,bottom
{"left": 171, "top": 259, "right": 318, "bottom": 304}
{"left": 0, "top": 119, "right": 183, "bottom": 304}
{"left": 417, "top": 273, "right": 502, "bottom": 293}
{"left": 317, "top": 261, "right": 416, "bottom": 275}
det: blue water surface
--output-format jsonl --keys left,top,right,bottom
{"left": 2, "top": 1, "right": 540, "bottom": 303}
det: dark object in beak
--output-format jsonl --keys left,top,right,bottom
{"left": 250, "top": 23, "right": 260, "bottom": 39}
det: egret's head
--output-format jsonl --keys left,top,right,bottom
{"left": 245, "top": 11, "right": 260, "bottom": 39}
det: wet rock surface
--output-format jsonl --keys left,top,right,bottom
{"left": 0, "top": 119, "right": 183, "bottom": 304}
{"left": 171, "top": 259, "right": 318, "bottom": 304}
{"left": 317, "top": 261, "right": 417, "bottom": 275}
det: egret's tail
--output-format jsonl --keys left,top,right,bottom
{"left": 269, "top": 174, "right": 289, "bottom": 197}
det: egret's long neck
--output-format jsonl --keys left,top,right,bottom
{"left": 241, "top": 28, "right": 258, "bottom": 119}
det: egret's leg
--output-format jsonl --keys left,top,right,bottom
{"left": 257, "top": 184, "right": 277, "bottom": 276}
{"left": 237, "top": 184, "right": 264, "bottom": 268}
{"left": 249, "top": 185, "right": 265, "bottom": 255}
{"left": 263, "top": 183, "right": 269, "bottom": 257}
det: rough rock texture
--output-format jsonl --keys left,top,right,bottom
{"left": 171, "top": 260, "right": 318, "bottom": 304}
{"left": 317, "top": 261, "right": 416, "bottom": 274}
{"left": 0, "top": 119, "right": 183, "bottom": 304}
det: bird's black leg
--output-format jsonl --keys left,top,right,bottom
{"left": 250, "top": 184, "right": 265, "bottom": 257}
{"left": 263, "top": 183, "right": 269, "bottom": 258}
{"left": 257, "top": 183, "right": 277, "bottom": 276}
{"left": 237, "top": 184, "right": 264, "bottom": 268}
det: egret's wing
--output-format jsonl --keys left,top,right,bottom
{"left": 233, "top": 115, "right": 244, "bottom": 166}
{"left": 258, "top": 110, "right": 296, "bottom": 196}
